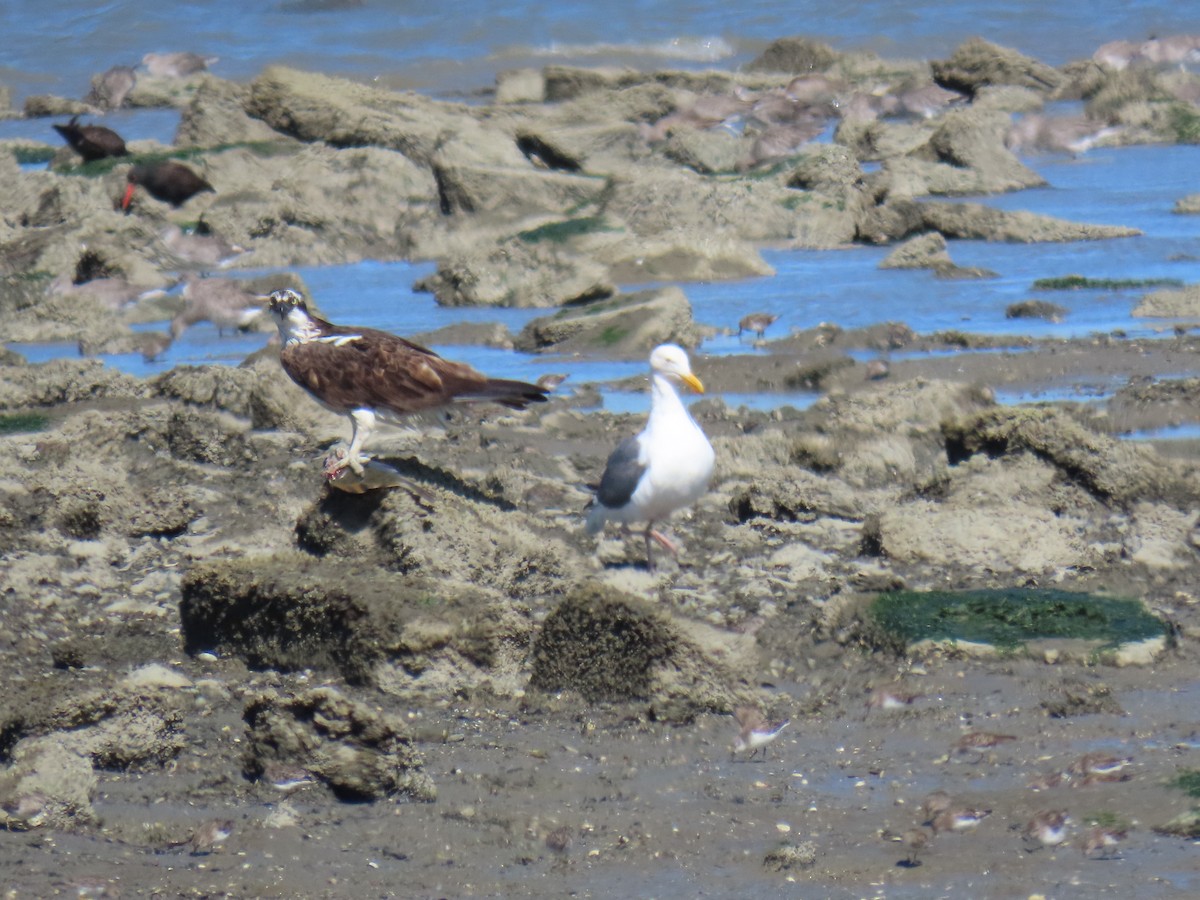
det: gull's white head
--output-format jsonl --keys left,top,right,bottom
{"left": 649, "top": 344, "right": 704, "bottom": 394}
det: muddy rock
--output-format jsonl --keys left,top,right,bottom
{"left": 410, "top": 321, "right": 517, "bottom": 349}
{"left": 246, "top": 66, "right": 523, "bottom": 170}
{"left": 931, "top": 37, "right": 1064, "bottom": 96}
{"left": 661, "top": 123, "right": 748, "bottom": 174}
{"left": 151, "top": 354, "right": 316, "bottom": 431}
{"left": 836, "top": 117, "right": 936, "bottom": 164}
{"left": 3, "top": 677, "right": 187, "bottom": 772}
{"left": 515, "top": 286, "right": 702, "bottom": 353}
{"left": 918, "top": 200, "right": 1141, "bottom": 242}
{"left": 583, "top": 223, "right": 775, "bottom": 282}
{"left": 242, "top": 686, "right": 434, "bottom": 802}
{"left": 515, "top": 119, "right": 647, "bottom": 174}
{"left": 1133, "top": 283, "right": 1200, "bottom": 318}
{"left": 602, "top": 164, "right": 795, "bottom": 244}
{"left": 22, "top": 95, "right": 91, "bottom": 117}
{"left": 197, "top": 143, "right": 436, "bottom": 266}
{"left": 0, "top": 359, "right": 144, "bottom": 409}
{"left": 880, "top": 232, "right": 998, "bottom": 279}
{"left": 414, "top": 232, "right": 614, "bottom": 308}
{"left": 529, "top": 583, "right": 754, "bottom": 719}
{"left": 746, "top": 36, "right": 840, "bottom": 75}
{"left": 916, "top": 106, "right": 1046, "bottom": 193}
{"left": 298, "top": 467, "right": 580, "bottom": 596}
{"left": 175, "top": 75, "right": 288, "bottom": 147}
{"left": 943, "top": 405, "right": 1200, "bottom": 507}
{"left": 434, "top": 160, "right": 607, "bottom": 225}
{"left": 180, "top": 554, "right": 411, "bottom": 683}
{"left": 790, "top": 378, "right": 996, "bottom": 489}
{"left": 0, "top": 740, "right": 96, "bottom": 830}
{"left": 181, "top": 546, "right": 545, "bottom": 698}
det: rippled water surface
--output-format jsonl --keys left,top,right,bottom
{"left": 5, "top": 2, "right": 1200, "bottom": 412}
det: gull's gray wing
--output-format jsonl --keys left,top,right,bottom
{"left": 595, "top": 434, "right": 645, "bottom": 509}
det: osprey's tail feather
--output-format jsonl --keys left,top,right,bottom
{"left": 464, "top": 378, "right": 550, "bottom": 410}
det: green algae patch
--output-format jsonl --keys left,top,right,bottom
{"left": 867, "top": 588, "right": 1167, "bottom": 662}
{"left": 516, "top": 216, "right": 618, "bottom": 245}
{"left": 1171, "top": 770, "right": 1200, "bottom": 799}
{"left": 1032, "top": 274, "right": 1182, "bottom": 291}
{"left": 12, "top": 145, "right": 55, "bottom": 165}
{"left": 0, "top": 412, "right": 50, "bottom": 436}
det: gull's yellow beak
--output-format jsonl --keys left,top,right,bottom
{"left": 682, "top": 372, "right": 705, "bottom": 394}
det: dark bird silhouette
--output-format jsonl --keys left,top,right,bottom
{"left": 52, "top": 116, "right": 128, "bottom": 162}
{"left": 122, "top": 161, "right": 214, "bottom": 210}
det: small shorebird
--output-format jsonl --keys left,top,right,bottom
{"left": 952, "top": 731, "right": 1017, "bottom": 761}
{"left": 544, "top": 825, "right": 574, "bottom": 854}
{"left": 142, "top": 51, "right": 218, "bottom": 78}
{"left": 261, "top": 762, "right": 317, "bottom": 794}
{"left": 160, "top": 224, "right": 245, "bottom": 269}
{"left": 866, "top": 685, "right": 920, "bottom": 710}
{"left": 170, "top": 819, "right": 234, "bottom": 855}
{"left": 585, "top": 344, "right": 714, "bottom": 571}
{"left": 883, "top": 826, "right": 931, "bottom": 866}
{"left": 930, "top": 806, "right": 991, "bottom": 835}
{"left": 920, "top": 790, "right": 954, "bottom": 824}
{"left": 1022, "top": 810, "right": 1071, "bottom": 851}
{"left": 1066, "top": 752, "right": 1133, "bottom": 781}
{"left": 737, "top": 313, "right": 778, "bottom": 340}
{"left": 1081, "top": 825, "right": 1126, "bottom": 859}
{"left": 170, "top": 277, "right": 266, "bottom": 340}
{"left": 122, "top": 161, "right": 214, "bottom": 210}
{"left": 85, "top": 65, "right": 136, "bottom": 110}
{"left": 52, "top": 115, "right": 128, "bottom": 162}
{"left": 731, "top": 706, "right": 790, "bottom": 761}
{"left": 864, "top": 359, "right": 890, "bottom": 381}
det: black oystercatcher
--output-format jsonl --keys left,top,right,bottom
{"left": 122, "top": 161, "right": 214, "bottom": 210}
{"left": 52, "top": 115, "right": 129, "bottom": 162}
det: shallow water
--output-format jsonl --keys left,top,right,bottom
{"left": 5, "top": 0, "right": 1200, "bottom": 103}
{"left": 7, "top": 6, "right": 1200, "bottom": 423}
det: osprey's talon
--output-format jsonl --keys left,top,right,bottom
{"left": 322, "top": 450, "right": 371, "bottom": 481}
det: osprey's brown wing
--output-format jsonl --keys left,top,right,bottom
{"left": 280, "top": 328, "right": 548, "bottom": 415}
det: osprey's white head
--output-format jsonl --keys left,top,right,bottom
{"left": 264, "top": 288, "right": 321, "bottom": 344}
{"left": 649, "top": 343, "right": 704, "bottom": 394}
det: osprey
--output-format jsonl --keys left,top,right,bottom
{"left": 265, "top": 289, "right": 549, "bottom": 477}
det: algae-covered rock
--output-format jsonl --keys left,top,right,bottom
{"left": 181, "top": 551, "right": 542, "bottom": 696}
{"left": 864, "top": 588, "right": 1168, "bottom": 664}
{"left": 180, "top": 554, "right": 410, "bottom": 682}
{"left": 242, "top": 686, "right": 434, "bottom": 802}
{"left": 529, "top": 583, "right": 752, "bottom": 718}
